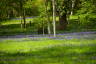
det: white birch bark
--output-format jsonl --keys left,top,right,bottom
{"left": 52, "top": 0, "right": 56, "bottom": 37}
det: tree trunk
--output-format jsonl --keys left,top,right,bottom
{"left": 42, "top": 20, "right": 45, "bottom": 36}
{"left": 52, "top": 0, "right": 56, "bottom": 37}
{"left": 19, "top": 1, "right": 26, "bottom": 29}
{"left": 71, "top": 0, "right": 75, "bottom": 15}
{"left": 23, "top": 9, "right": 26, "bottom": 28}
{"left": 20, "top": 16, "right": 23, "bottom": 29}
{"left": 47, "top": 18, "right": 51, "bottom": 35}
{"left": 45, "top": 0, "right": 51, "bottom": 35}
{"left": 59, "top": 13, "right": 68, "bottom": 30}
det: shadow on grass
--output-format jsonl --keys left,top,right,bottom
{"left": 0, "top": 23, "right": 36, "bottom": 36}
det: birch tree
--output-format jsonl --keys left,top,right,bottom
{"left": 52, "top": 0, "right": 56, "bottom": 37}
{"left": 45, "top": 0, "right": 51, "bottom": 35}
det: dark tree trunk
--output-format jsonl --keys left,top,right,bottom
{"left": 19, "top": 0, "right": 26, "bottom": 29}
{"left": 23, "top": 9, "right": 26, "bottom": 28}
{"left": 20, "top": 16, "right": 23, "bottom": 29}
{"left": 59, "top": 13, "right": 68, "bottom": 30}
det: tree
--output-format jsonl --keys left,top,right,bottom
{"left": 52, "top": 0, "right": 56, "bottom": 37}
{"left": 55, "top": 0, "right": 82, "bottom": 30}
{"left": 55, "top": 0, "right": 71, "bottom": 30}
{"left": 45, "top": 0, "right": 51, "bottom": 35}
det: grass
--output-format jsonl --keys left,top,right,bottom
{"left": 0, "top": 15, "right": 96, "bottom": 36}
{"left": 1, "top": 18, "right": 33, "bottom": 25}
{"left": 0, "top": 39, "right": 96, "bottom": 64}
{"left": 0, "top": 18, "right": 37, "bottom": 36}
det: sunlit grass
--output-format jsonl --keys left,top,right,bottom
{"left": 1, "top": 18, "right": 33, "bottom": 25}
{"left": 69, "top": 15, "right": 79, "bottom": 20}
{"left": 0, "top": 39, "right": 96, "bottom": 64}
{"left": 0, "top": 39, "right": 96, "bottom": 53}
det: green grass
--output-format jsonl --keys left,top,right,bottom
{"left": 0, "top": 18, "right": 37, "bottom": 36}
{"left": 0, "top": 39, "right": 96, "bottom": 64}
{"left": 0, "top": 15, "right": 96, "bottom": 36}
{"left": 1, "top": 18, "right": 33, "bottom": 25}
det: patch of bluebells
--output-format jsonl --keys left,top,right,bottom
{"left": 65, "top": 36, "right": 73, "bottom": 39}
{"left": 57, "top": 31, "right": 96, "bottom": 35}
{"left": 0, "top": 32, "right": 96, "bottom": 41}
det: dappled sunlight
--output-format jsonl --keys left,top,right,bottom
{"left": 0, "top": 40, "right": 96, "bottom": 64}
{"left": 0, "top": 0, "right": 96, "bottom": 64}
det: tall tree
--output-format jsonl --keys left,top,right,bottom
{"left": 19, "top": 0, "right": 27, "bottom": 29}
{"left": 45, "top": 0, "right": 51, "bottom": 35}
{"left": 52, "top": 0, "right": 56, "bottom": 37}
{"left": 55, "top": 0, "right": 71, "bottom": 30}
